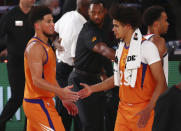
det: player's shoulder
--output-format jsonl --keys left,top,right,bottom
{"left": 141, "top": 40, "right": 158, "bottom": 53}
{"left": 151, "top": 35, "right": 165, "bottom": 45}
{"left": 142, "top": 40, "right": 156, "bottom": 47}
{"left": 152, "top": 35, "right": 165, "bottom": 41}
{"left": 26, "top": 40, "right": 45, "bottom": 52}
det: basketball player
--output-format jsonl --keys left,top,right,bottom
{"left": 143, "top": 5, "right": 169, "bottom": 83}
{"left": 78, "top": 5, "right": 167, "bottom": 131}
{"left": 23, "top": 6, "right": 79, "bottom": 131}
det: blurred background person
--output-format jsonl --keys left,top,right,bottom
{"left": 0, "top": 0, "right": 35, "bottom": 130}
{"left": 39, "top": 0, "right": 62, "bottom": 22}
{"left": 143, "top": 5, "right": 169, "bottom": 84}
{"left": 152, "top": 61, "right": 181, "bottom": 131}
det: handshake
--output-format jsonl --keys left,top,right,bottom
{"left": 57, "top": 83, "right": 92, "bottom": 116}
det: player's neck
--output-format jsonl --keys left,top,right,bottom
{"left": 124, "top": 29, "right": 134, "bottom": 47}
{"left": 147, "top": 27, "right": 160, "bottom": 36}
{"left": 35, "top": 33, "right": 48, "bottom": 44}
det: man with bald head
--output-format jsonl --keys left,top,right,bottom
{"left": 54, "top": 0, "right": 91, "bottom": 130}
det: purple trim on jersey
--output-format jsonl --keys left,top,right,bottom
{"left": 29, "top": 40, "right": 38, "bottom": 44}
{"left": 30, "top": 39, "right": 49, "bottom": 65}
{"left": 124, "top": 44, "right": 129, "bottom": 49}
{"left": 41, "top": 45, "right": 48, "bottom": 65}
{"left": 27, "top": 39, "right": 48, "bottom": 79}
{"left": 24, "top": 99, "right": 55, "bottom": 130}
{"left": 33, "top": 36, "right": 51, "bottom": 47}
{"left": 42, "top": 72, "right": 44, "bottom": 79}
{"left": 141, "top": 62, "right": 148, "bottom": 89}
{"left": 25, "top": 40, "right": 39, "bottom": 50}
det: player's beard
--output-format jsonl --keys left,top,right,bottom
{"left": 43, "top": 31, "right": 53, "bottom": 38}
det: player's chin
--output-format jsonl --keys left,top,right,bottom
{"left": 163, "top": 30, "right": 168, "bottom": 35}
{"left": 48, "top": 30, "right": 55, "bottom": 35}
{"left": 165, "top": 29, "right": 168, "bottom": 33}
{"left": 164, "top": 27, "right": 168, "bottom": 33}
{"left": 114, "top": 34, "right": 120, "bottom": 39}
{"left": 45, "top": 32, "right": 54, "bottom": 37}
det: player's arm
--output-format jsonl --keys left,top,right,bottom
{"left": 137, "top": 62, "right": 167, "bottom": 128}
{"left": 147, "top": 61, "right": 167, "bottom": 109}
{"left": 137, "top": 61, "right": 167, "bottom": 128}
{"left": 147, "top": 40, "right": 167, "bottom": 109}
{"left": 25, "top": 42, "right": 79, "bottom": 102}
{"left": 137, "top": 42, "right": 167, "bottom": 128}
{"left": 78, "top": 76, "right": 114, "bottom": 99}
{"left": 54, "top": 73, "right": 78, "bottom": 116}
{"left": 93, "top": 42, "right": 115, "bottom": 61}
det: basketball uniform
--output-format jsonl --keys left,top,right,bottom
{"left": 114, "top": 40, "right": 160, "bottom": 131}
{"left": 144, "top": 34, "right": 168, "bottom": 84}
{"left": 23, "top": 37, "right": 65, "bottom": 131}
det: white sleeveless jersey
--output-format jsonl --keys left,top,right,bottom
{"left": 144, "top": 34, "right": 168, "bottom": 84}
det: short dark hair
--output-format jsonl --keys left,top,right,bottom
{"left": 29, "top": 6, "right": 51, "bottom": 25}
{"left": 110, "top": 5, "right": 142, "bottom": 29}
{"left": 89, "top": 0, "right": 105, "bottom": 8}
{"left": 143, "top": 5, "right": 165, "bottom": 26}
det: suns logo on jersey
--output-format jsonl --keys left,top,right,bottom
{"left": 120, "top": 54, "right": 127, "bottom": 68}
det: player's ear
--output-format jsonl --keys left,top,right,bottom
{"left": 125, "top": 24, "right": 132, "bottom": 30}
{"left": 153, "top": 21, "right": 160, "bottom": 28}
{"left": 34, "top": 22, "right": 40, "bottom": 30}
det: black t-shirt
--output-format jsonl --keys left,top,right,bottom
{"left": 153, "top": 85, "right": 181, "bottom": 131}
{"left": 0, "top": 6, "right": 34, "bottom": 59}
{"left": 74, "top": 21, "right": 106, "bottom": 74}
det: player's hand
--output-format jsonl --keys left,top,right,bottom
{"left": 62, "top": 101, "right": 78, "bottom": 116}
{"left": 136, "top": 106, "right": 152, "bottom": 128}
{"left": 78, "top": 83, "right": 92, "bottom": 99}
{"left": 53, "top": 37, "right": 64, "bottom": 52}
{"left": 58, "top": 85, "right": 79, "bottom": 102}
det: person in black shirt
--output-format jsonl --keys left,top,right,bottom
{"left": 152, "top": 62, "right": 181, "bottom": 131}
{"left": 61, "top": 0, "right": 77, "bottom": 15}
{"left": 68, "top": 0, "right": 115, "bottom": 131}
{"left": 0, "top": 0, "right": 35, "bottom": 130}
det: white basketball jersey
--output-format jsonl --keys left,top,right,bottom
{"left": 144, "top": 34, "right": 168, "bottom": 84}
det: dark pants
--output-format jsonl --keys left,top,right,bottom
{"left": 68, "top": 70, "right": 105, "bottom": 131}
{"left": 104, "top": 87, "right": 119, "bottom": 131}
{"left": 0, "top": 56, "right": 25, "bottom": 131}
{"left": 55, "top": 61, "right": 79, "bottom": 131}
